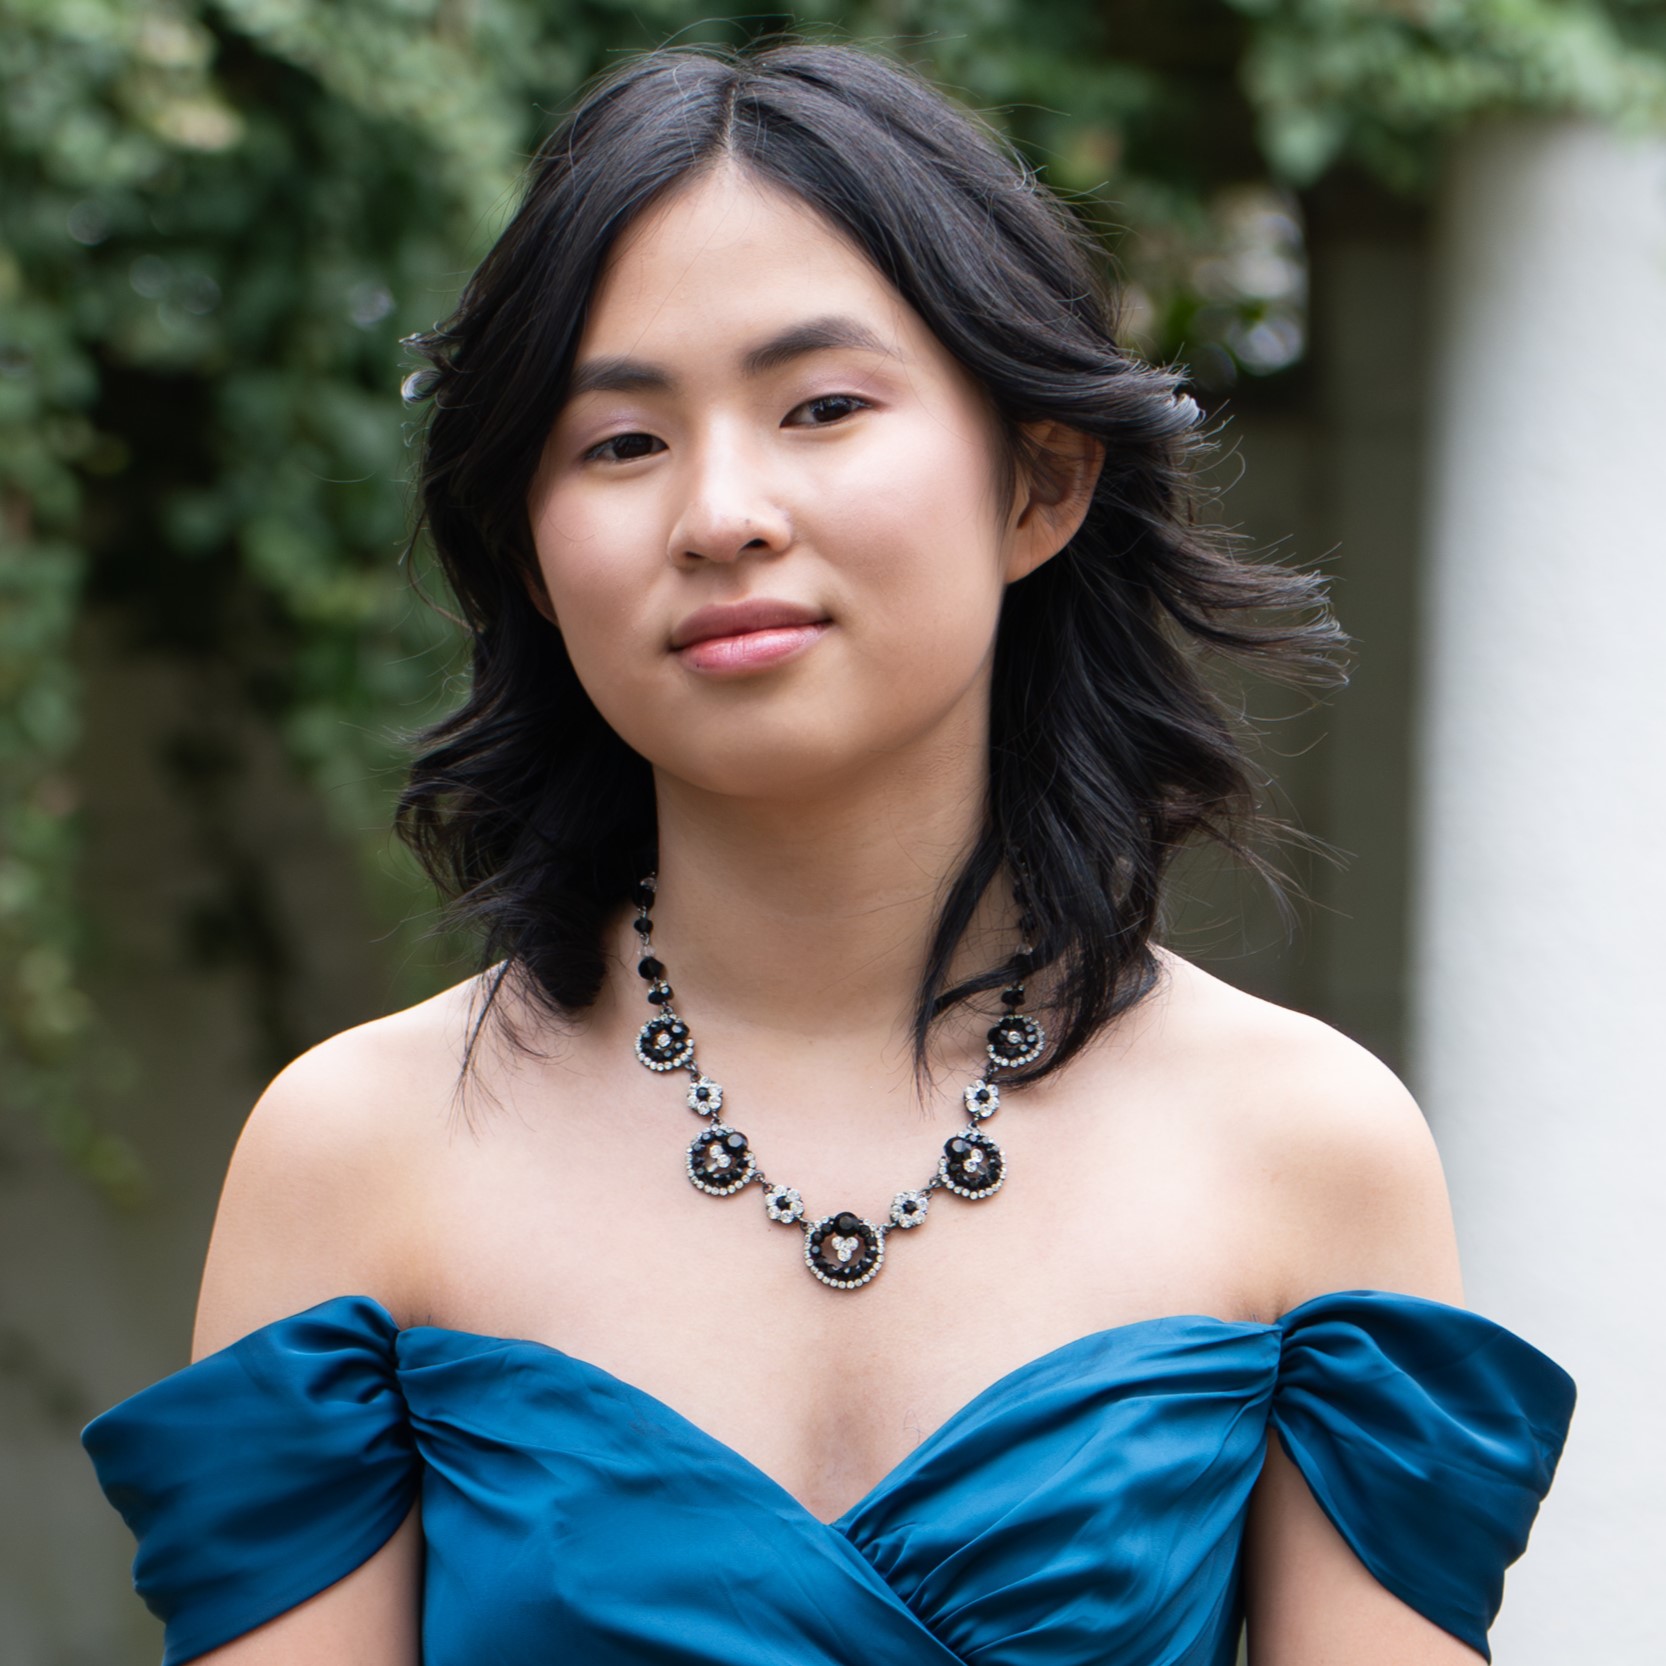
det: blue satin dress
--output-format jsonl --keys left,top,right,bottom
{"left": 83, "top": 1289, "right": 1573, "bottom": 1666}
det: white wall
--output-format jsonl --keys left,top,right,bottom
{"left": 1412, "top": 117, "right": 1666, "bottom": 1664}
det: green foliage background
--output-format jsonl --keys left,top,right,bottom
{"left": 2, "top": 0, "right": 1661, "bottom": 1192}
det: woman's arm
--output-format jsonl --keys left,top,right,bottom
{"left": 184, "top": 1024, "right": 433, "bottom": 1665}
{"left": 1244, "top": 1437, "right": 1481, "bottom": 1664}
{"left": 180, "top": 1506, "right": 423, "bottom": 1666}
{"left": 1234, "top": 1018, "right": 1480, "bottom": 1664}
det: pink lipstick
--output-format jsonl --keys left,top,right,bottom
{"left": 671, "top": 598, "right": 831, "bottom": 677}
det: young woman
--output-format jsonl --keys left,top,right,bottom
{"left": 83, "top": 41, "right": 1573, "bottom": 1666}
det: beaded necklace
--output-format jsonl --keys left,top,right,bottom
{"left": 630, "top": 867, "right": 1047, "bottom": 1290}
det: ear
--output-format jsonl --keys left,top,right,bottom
{"left": 1003, "top": 421, "right": 1105, "bottom": 584}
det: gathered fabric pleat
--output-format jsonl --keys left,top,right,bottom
{"left": 1271, "top": 1290, "right": 1576, "bottom": 1661}
{"left": 81, "top": 1296, "right": 416, "bottom": 1666}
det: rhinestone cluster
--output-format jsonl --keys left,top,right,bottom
{"left": 631, "top": 863, "right": 1046, "bottom": 1291}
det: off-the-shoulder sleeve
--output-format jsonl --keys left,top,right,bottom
{"left": 81, "top": 1294, "right": 416, "bottom": 1666}
{"left": 1271, "top": 1289, "right": 1575, "bottom": 1661}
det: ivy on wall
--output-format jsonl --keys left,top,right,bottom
{"left": 1, "top": 0, "right": 1659, "bottom": 1193}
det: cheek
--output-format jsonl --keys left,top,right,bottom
{"left": 528, "top": 492, "right": 664, "bottom": 725}
{"left": 530, "top": 472, "right": 666, "bottom": 635}
{"left": 823, "top": 409, "right": 1010, "bottom": 637}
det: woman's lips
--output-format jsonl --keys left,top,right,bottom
{"left": 675, "top": 622, "right": 830, "bottom": 674}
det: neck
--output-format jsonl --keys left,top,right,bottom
{"left": 608, "top": 759, "right": 1021, "bottom": 1076}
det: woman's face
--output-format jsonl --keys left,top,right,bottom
{"left": 526, "top": 164, "right": 1087, "bottom": 802}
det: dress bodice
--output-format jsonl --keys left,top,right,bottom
{"left": 83, "top": 1289, "right": 1574, "bottom": 1666}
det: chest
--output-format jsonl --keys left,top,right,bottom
{"left": 400, "top": 1026, "right": 1272, "bottom": 1526}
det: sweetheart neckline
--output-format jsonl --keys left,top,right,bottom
{"left": 213, "top": 1287, "right": 1510, "bottom": 1532}
{"left": 390, "top": 1303, "right": 1290, "bottom": 1530}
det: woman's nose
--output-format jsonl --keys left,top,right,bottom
{"left": 667, "top": 437, "right": 792, "bottom": 566}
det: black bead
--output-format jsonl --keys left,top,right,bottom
{"left": 1017, "top": 912, "right": 1036, "bottom": 935}
{"left": 1011, "top": 950, "right": 1035, "bottom": 977}
{"left": 647, "top": 982, "right": 673, "bottom": 1005}
{"left": 634, "top": 883, "right": 655, "bottom": 910}
{"left": 834, "top": 1211, "right": 861, "bottom": 1234}
{"left": 1001, "top": 986, "right": 1026, "bottom": 1008}
{"left": 633, "top": 916, "right": 652, "bottom": 936}
{"left": 948, "top": 1137, "right": 972, "bottom": 1157}
{"left": 724, "top": 1132, "right": 747, "bottom": 1152}
{"left": 637, "top": 956, "right": 664, "bottom": 980}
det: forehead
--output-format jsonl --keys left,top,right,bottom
{"left": 578, "top": 164, "right": 916, "bottom": 361}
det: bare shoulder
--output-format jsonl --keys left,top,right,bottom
{"left": 1143, "top": 948, "right": 1465, "bottom": 1317}
{"left": 192, "top": 974, "right": 493, "bottom": 1359}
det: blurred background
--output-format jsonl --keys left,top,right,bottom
{"left": 3, "top": 2, "right": 1663, "bottom": 1661}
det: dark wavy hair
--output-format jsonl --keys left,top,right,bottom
{"left": 395, "top": 40, "right": 1346, "bottom": 1094}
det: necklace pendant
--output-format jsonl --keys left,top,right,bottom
{"left": 805, "top": 1211, "right": 884, "bottom": 1290}
{"left": 764, "top": 1184, "right": 805, "bottom": 1224}
{"left": 889, "top": 1189, "right": 930, "bottom": 1228}
{"left": 686, "top": 1124, "right": 757, "bottom": 1195}
{"left": 986, "top": 1013, "right": 1045, "bottom": 1068}
{"left": 686, "top": 1075, "right": 724, "bottom": 1115}
{"left": 637, "top": 1016, "right": 694, "bottom": 1072}
{"left": 939, "top": 1128, "right": 1005, "bottom": 1198}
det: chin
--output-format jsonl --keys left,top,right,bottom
{"left": 624, "top": 686, "right": 981, "bottom": 802}
{"left": 657, "top": 743, "right": 865, "bottom": 802}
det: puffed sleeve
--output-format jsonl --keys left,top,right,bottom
{"left": 1271, "top": 1289, "right": 1575, "bottom": 1661}
{"left": 81, "top": 1294, "right": 417, "bottom": 1666}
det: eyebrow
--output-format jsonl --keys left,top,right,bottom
{"left": 565, "top": 314, "right": 896, "bottom": 400}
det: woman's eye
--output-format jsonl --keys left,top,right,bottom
{"left": 585, "top": 431, "right": 664, "bottom": 463}
{"left": 786, "top": 394, "right": 869, "bottom": 427}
